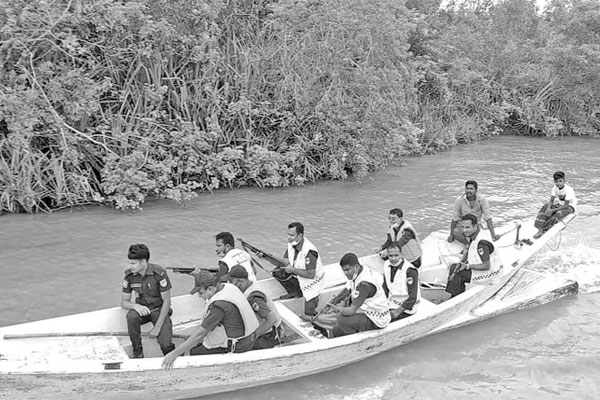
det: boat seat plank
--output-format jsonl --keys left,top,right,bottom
{"left": 275, "top": 303, "right": 327, "bottom": 342}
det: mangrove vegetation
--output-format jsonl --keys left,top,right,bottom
{"left": 1, "top": 0, "right": 599, "bottom": 212}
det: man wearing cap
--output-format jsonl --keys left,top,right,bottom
{"left": 327, "top": 253, "right": 390, "bottom": 337}
{"left": 121, "top": 244, "right": 175, "bottom": 358}
{"left": 226, "top": 265, "right": 282, "bottom": 349}
{"left": 162, "top": 271, "right": 259, "bottom": 370}
{"left": 281, "top": 222, "right": 325, "bottom": 317}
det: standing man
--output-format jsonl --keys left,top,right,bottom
{"left": 162, "top": 271, "right": 259, "bottom": 369}
{"left": 215, "top": 232, "right": 257, "bottom": 281}
{"left": 226, "top": 265, "right": 282, "bottom": 349}
{"left": 328, "top": 253, "right": 390, "bottom": 337}
{"left": 121, "top": 244, "right": 175, "bottom": 358}
{"left": 382, "top": 242, "right": 420, "bottom": 321}
{"left": 375, "top": 208, "right": 423, "bottom": 268}
{"left": 445, "top": 214, "right": 503, "bottom": 297}
{"left": 448, "top": 180, "right": 500, "bottom": 245}
{"left": 281, "top": 222, "right": 326, "bottom": 317}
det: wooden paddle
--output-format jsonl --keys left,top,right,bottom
{"left": 3, "top": 331, "right": 190, "bottom": 340}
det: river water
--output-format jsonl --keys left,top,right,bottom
{"left": 1, "top": 136, "right": 599, "bottom": 399}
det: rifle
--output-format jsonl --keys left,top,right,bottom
{"left": 237, "top": 238, "right": 287, "bottom": 269}
{"left": 166, "top": 266, "right": 219, "bottom": 275}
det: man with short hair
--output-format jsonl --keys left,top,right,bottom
{"left": 121, "top": 244, "right": 175, "bottom": 358}
{"left": 327, "top": 253, "right": 390, "bottom": 337}
{"left": 375, "top": 208, "right": 423, "bottom": 268}
{"left": 161, "top": 271, "right": 259, "bottom": 370}
{"left": 280, "top": 222, "right": 326, "bottom": 317}
{"left": 448, "top": 180, "right": 500, "bottom": 244}
{"left": 215, "top": 232, "right": 257, "bottom": 281}
{"left": 445, "top": 214, "right": 503, "bottom": 297}
{"left": 226, "top": 265, "right": 282, "bottom": 349}
{"left": 533, "top": 171, "right": 577, "bottom": 239}
{"left": 382, "top": 242, "right": 420, "bottom": 321}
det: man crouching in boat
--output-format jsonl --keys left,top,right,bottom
{"left": 326, "top": 253, "right": 390, "bottom": 337}
{"left": 445, "top": 213, "right": 503, "bottom": 298}
{"left": 121, "top": 244, "right": 175, "bottom": 358}
{"left": 226, "top": 265, "right": 283, "bottom": 349}
{"left": 162, "top": 271, "right": 259, "bottom": 370}
{"left": 382, "top": 242, "right": 420, "bottom": 321}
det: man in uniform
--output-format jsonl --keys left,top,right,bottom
{"left": 382, "top": 242, "right": 420, "bottom": 320}
{"left": 280, "top": 222, "right": 326, "bottom": 317}
{"left": 447, "top": 180, "right": 500, "bottom": 245}
{"left": 161, "top": 271, "right": 259, "bottom": 369}
{"left": 214, "top": 232, "right": 257, "bottom": 281}
{"left": 375, "top": 208, "right": 423, "bottom": 268}
{"left": 121, "top": 244, "right": 175, "bottom": 358}
{"left": 327, "top": 253, "right": 390, "bottom": 337}
{"left": 226, "top": 265, "right": 282, "bottom": 349}
{"left": 445, "top": 214, "right": 503, "bottom": 297}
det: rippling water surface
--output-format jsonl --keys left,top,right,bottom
{"left": 1, "top": 136, "right": 599, "bottom": 399}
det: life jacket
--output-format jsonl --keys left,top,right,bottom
{"left": 386, "top": 220, "right": 422, "bottom": 263}
{"left": 383, "top": 259, "right": 421, "bottom": 314}
{"left": 467, "top": 229, "right": 503, "bottom": 283}
{"left": 287, "top": 238, "right": 325, "bottom": 301}
{"left": 221, "top": 248, "right": 257, "bottom": 281}
{"left": 346, "top": 267, "right": 390, "bottom": 328}
{"left": 202, "top": 283, "right": 260, "bottom": 350}
{"left": 243, "top": 282, "right": 282, "bottom": 332}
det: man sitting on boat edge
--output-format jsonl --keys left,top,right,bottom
{"left": 226, "top": 265, "right": 283, "bottom": 349}
{"left": 193, "top": 231, "right": 257, "bottom": 282}
{"left": 447, "top": 180, "right": 500, "bottom": 244}
{"left": 326, "top": 253, "right": 390, "bottom": 337}
{"left": 445, "top": 214, "right": 503, "bottom": 298}
{"left": 278, "top": 222, "right": 326, "bottom": 318}
{"left": 382, "top": 242, "right": 420, "bottom": 321}
{"left": 121, "top": 244, "right": 175, "bottom": 359}
{"left": 162, "top": 271, "right": 259, "bottom": 370}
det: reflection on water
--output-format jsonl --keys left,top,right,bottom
{"left": 1, "top": 136, "right": 600, "bottom": 399}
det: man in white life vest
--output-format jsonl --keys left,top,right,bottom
{"left": 281, "top": 222, "right": 326, "bottom": 317}
{"left": 161, "top": 271, "right": 259, "bottom": 370}
{"left": 382, "top": 242, "right": 420, "bottom": 321}
{"left": 215, "top": 231, "right": 257, "bottom": 281}
{"left": 226, "top": 265, "right": 282, "bottom": 349}
{"left": 445, "top": 213, "right": 503, "bottom": 298}
{"left": 327, "top": 253, "right": 390, "bottom": 337}
{"left": 375, "top": 208, "right": 423, "bottom": 268}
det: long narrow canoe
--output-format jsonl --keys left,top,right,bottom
{"left": 0, "top": 215, "right": 577, "bottom": 400}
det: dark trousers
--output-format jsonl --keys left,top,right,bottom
{"left": 189, "top": 335, "right": 255, "bottom": 355}
{"left": 126, "top": 308, "right": 174, "bottom": 356}
{"left": 445, "top": 268, "right": 473, "bottom": 297}
{"left": 332, "top": 313, "right": 378, "bottom": 337}
{"left": 305, "top": 296, "right": 319, "bottom": 316}
{"left": 534, "top": 204, "right": 574, "bottom": 231}
{"left": 254, "top": 325, "right": 283, "bottom": 350}
{"left": 391, "top": 311, "right": 413, "bottom": 322}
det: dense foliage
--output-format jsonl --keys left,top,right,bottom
{"left": 1, "top": 0, "right": 598, "bottom": 212}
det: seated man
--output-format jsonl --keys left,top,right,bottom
{"left": 375, "top": 208, "right": 423, "bottom": 268}
{"left": 448, "top": 180, "right": 500, "bottom": 245}
{"left": 226, "top": 265, "right": 282, "bottom": 349}
{"left": 533, "top": 171, "right": 577, "bottom": 239}
{"left": 382, "top": 242, "right": 420, "bottom": 321}
{"left": 215, "top": 231, "right": 257, "bottom": 281}
{"left": 445, "top": 214, "right": 503, "bottom": 298}
{"left": 327, "top": 253, "right": 390, "bottom": 337}
{"left": 121, "top": 244, "right": 175, "bottom": 358}
{"left": 162, "top": 271, "right": 259, "bottom": 369}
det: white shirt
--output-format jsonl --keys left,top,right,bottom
{"left": 551, "top": 184, "right": 577, "bottom": 211}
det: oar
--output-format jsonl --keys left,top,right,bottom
{"left": 3, "top": 332, "right": 190, "bottom": 340}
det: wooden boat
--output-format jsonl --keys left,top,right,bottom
{"left": 0, "top": 215, "right": 577, "bottom": 400}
